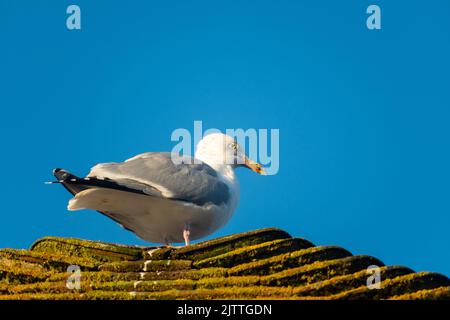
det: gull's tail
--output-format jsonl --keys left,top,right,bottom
{"left": 52, "top": 168, "right": 90, "bottom": 196}
{"left": 49, "top": 168, "right": 135, "bottom": 232}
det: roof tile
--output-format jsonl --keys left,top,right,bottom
{"left": 0, "top": 228, "right": 448, "bottom": 300}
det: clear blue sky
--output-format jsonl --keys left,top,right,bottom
{"left": 1, "top": 1, "right": 449, "bottom": 276}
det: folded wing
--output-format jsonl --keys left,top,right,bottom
{"left": 88, "top": 152, "right": 230, "bottom": 207}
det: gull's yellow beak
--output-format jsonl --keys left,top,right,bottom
{"left": 244, "top": 157, "right": 266, "bottom": 175}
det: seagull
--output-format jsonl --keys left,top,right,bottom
{"left": 51, "top": 133, "right": 265, "bottom": 246}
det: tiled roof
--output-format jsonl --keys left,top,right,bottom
{"left": 0, "top": 228, "right": 449, "bottom": 300}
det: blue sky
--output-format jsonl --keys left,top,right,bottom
{"left": 1, "top": 1, "right": 449, "bottom": 275}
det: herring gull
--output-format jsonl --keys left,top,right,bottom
{"left": 51, "top": 133, "right": 265, "bottom": 246}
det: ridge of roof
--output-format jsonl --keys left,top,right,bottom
{"left": 1, "top": 228, "right": 449, "bottom": 300}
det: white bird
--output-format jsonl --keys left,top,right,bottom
{"left": 52, "top": 133, "right": 265, "bottom": 246}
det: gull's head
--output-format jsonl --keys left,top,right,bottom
{"left": 195, "top": 133, "right": 265, "bottom": 174}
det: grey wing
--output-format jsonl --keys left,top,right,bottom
{"left": 87, "top": 152, "right": 230, "bottom": 206}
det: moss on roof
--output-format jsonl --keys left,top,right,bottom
{"left": 0, "top": 228, "right": 448, "bottom": 300}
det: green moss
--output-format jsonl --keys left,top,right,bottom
{"left": 197, "top": 276, "right": 261, "bottom": 289}
{"left": 7, "top": 281, "right": 89, "bottom": 295}
{"left": 0, "top": 228, "right": 448, "bottom": 300}
{"left": 332, "top": 272, "right": 450, "bottom": 300}
{"left": 99, "top": 259, "right": 192, "bottom": 273}
{"left": 143, "top": 247, "right": 174, "bottom": 260}
{"left": 194, "top": 238, "right": 313, "bottom": 268}
{"left": 31, "top": 237, "right": 143, "bottom": 262}
{"left": 0, "top": 287, "right": 299, "bottom": 300}
{"left": 128, "top": 286, "right": 296, "bottom": 300}
{"left": 98, "top": 261, "right": 144, "bottom": 273}
{"left": 47, "top": 270, "right": 142, "bottom": 283}
{"left": 91, "top": 279, "right": 196, "bottom": 292}
{"left": 389, "top": 286, "right": 450, "bottom": 300}
{"left": 228, "top": 246, "right": 352, "bottom": 276}
{"left": 134, "top": 267, "right": 230, "bottom": 281}
{"left": 83, "top": 276, "right": 260, "bottom": 293}
{"left": 46, "top": 267, "right": 228, "bottom": 284}
{"left": 10, "top": 274, "right": 258, "bottom": 295}
{"left": 294, "top": 266, "right": 413, "bottom": 297}
{"left": 0, "top": 283, "right": 9, "bottom": 294}
{"left": 82, "top": 291, "right": 135, "bottom": 300}
{"left": 172, "top": 228, "right": 291, "bottom": 261}
{"left": 261, "top": 255, "right": 384, "bottom": 287}
{"left": 0, "top": 292, "right": 85, "bottom": 300}
{"left": 0, "top": 248, "right": 100, "bottom": 272}
{"left": 188, "top": 268, "right": 228, "bottom": 280}
{"left": 0, "top": 257, "right": 52, "bottom": 284}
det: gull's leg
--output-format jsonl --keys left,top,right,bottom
{"left": 183, "top": 224, "right": 191, "bottom": 246}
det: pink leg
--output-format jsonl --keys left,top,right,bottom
{"left": 183, "top": 225, "right": 191, "bottom": 246}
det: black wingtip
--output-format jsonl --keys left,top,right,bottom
{"left": 53, "top": 168, "right": 78, "bottom": 181}
{"left": 52, "top": 168, "right": 85, "bottom": 195}
{"left": 53, "top": 168, "right": 65, "bottom": 180}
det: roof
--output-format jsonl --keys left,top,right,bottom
{"left": 0, "top": 228, "right": 449, "bottom": 300}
